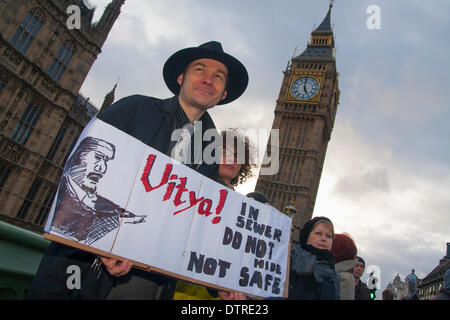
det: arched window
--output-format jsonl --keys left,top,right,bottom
{"left": 0, "top": 162, "right": 12, "bottom": 192}
{"left": 47, "top": 41, "right": 74, "bottom": 81}
{"left": 46, "top": 123, "right": 68, "bottom": 162}
{"left": 10, "top": 9, "right": 44, "bottom": 54}
{"left": 34, "top": 185, "right": 56, "bottom": 226}
{"left": 0, "top": 72, "right": 8, "bottom": 94}
{"left": 11, "top": 102, "right": 42, "bottom": 145}
{"left": 17, "top": 178, "right": 42, "bottom": 220}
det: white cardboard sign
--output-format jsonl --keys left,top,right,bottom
{"left": 44, "top": 118, "right": 292, "bottom": 298}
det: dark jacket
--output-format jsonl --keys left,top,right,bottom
{"left": 28, "top": 95, "right": 221, "bottom": 300}
{"left": 288, "top": 245, "right": 341, "bottom": 300}
{"left": 355, "top": 279, "right": 371, "bottom": 300}
{"left": 433, "top": 288, "right": 450, "bottom": 300}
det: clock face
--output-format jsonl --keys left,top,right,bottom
{"left": 291, "top": 77, "right": 320, "bottom": 100}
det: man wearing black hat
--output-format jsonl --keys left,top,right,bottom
{"left": 28, "top": 41, "right": 248, "bottom": 300}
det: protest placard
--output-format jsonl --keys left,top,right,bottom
{"left": 44, "top": 118, "right": 292, "bottom": 298}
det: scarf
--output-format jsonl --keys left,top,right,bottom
{"left": 300, "top": 243, "right": 336, "bottom": 268}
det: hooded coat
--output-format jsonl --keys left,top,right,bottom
{"left": 335, "top": 258, "right": 357, "bottom": 300}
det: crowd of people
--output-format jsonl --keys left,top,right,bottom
{"left": 26, "top": 40, "right": 436, "bottom": 301}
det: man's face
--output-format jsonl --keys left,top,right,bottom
{"left": 177, "top": 58, "right": 228, "bottom": 111}
{"left": 353, "top": 261, "right": 365, "bottom": 279}
{"left": 72, "top": 149, "right": 109, "bottom": 194}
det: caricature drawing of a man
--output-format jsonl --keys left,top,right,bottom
{"left": 51, "top": 137, "right": 145, "bottom": 245}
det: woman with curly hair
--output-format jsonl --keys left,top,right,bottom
{"left": 218, "top": 129, "right": 254, "bottom": 189}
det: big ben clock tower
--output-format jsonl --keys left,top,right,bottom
{"left": 255, "top": 3, "right": 340, "bottom": 244}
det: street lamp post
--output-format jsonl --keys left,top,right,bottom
{"left": 284, "top": 200, "right": 297, "bottom": 243}
{"left": 284, "top": 199, "right": 296, "bottom": 219}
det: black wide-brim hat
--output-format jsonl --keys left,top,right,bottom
{"left": 163, "top": 41, "right": 249, "bottom": 105}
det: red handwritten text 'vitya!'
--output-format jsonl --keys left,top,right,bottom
{"left": 140, "top": 154, "right": 228, "bottom": 224}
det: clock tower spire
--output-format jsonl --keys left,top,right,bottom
{"left": 255, "top": 4, "right": 340, "bottom": 244}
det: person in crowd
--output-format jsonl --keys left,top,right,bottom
{"left": 354, "top": 256, "right": 371, "bottom": 300}
{"left": 218, "top": 129, "right": 253, "bottom": 189}
{"left": 382, "top": 288, "right": 395, "bottom": 300}
{"left": 405, "top": 268, "right": 419, "bottom": 296}
{"left": 173, "top": 129, "right": 253, "bottom": 300}
{"left": 331, "top": 233, "right": 358, "bottom": 300}
{"left": 28, "top": 41, "right": 249, "bottom": 300}
{"left": 245, "top": 192, "right": 269, "bottom": 204}
{"left": 288, "top": 216, "right": 340, "bottom": 300}
{"left": 433, "top": 268, "right": 450, "bottom": 300}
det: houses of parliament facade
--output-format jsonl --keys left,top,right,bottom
{"left": 0, "top": 1, "right": 340, "bottom": 247}
{"left": 0, "top": 0, "right": 124, "bottom": 233}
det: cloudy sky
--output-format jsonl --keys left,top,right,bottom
{"left": 81, "top": 0, "right": 450, "bottom": 295}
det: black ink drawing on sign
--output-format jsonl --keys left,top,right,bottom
{"left": 50, "top": 137, "right": 147, "bottom": 245}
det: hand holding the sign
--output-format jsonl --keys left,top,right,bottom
{"left": 100, "top": 257, "right": 133, "bottom": 277}
{"left": 218, "top": 291, "right": 247, "bottom": 300}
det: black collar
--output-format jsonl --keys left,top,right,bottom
{"left": 156, "top": 95, "right": 179, "bottom": 114}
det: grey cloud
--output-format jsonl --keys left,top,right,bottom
{"left": 352, "top": 225, "right": 447, "bottom": 292}
{"left": 333, "top": 167, "right": 390, "bottom": 199}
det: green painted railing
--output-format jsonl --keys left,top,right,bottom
{"left": 0, "top": 221, "right": 50, "bottom": 299}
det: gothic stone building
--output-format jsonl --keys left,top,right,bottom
{"left": 0, "top": 0, "right": 124, "bottom": 233}
{"left": 417, "top": 243, "right": 450, "bottom": 300}
{"left": 255, "top": 4, "right": 340, "bottom": 243}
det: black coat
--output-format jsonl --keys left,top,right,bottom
{"left": 27, "top": 95, "right": 221, "bottom": 300}
{"left": 287, "top": 245, "right": 340, "bottom": 300}
{"left": 289, "top": 273, "right": 340, "bottom": 300}
{"left": 355, "top": 279, "right": 371, "bottom": 300}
